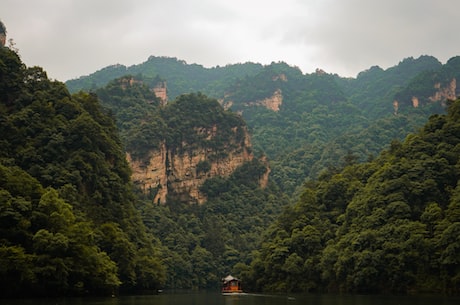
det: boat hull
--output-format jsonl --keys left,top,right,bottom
{"left": 222, "top": 291, "right": 244, "bottom": 296}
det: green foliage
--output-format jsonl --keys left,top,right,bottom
{"left": 66, "top": 56, "right": 264, "bottom": 99}
{"left": 69, "top": 55, "right": 450, "bottom": 201}
{"left": 96, "top": 79, "right": 248, "bottom": 166}
{"left": 139, "top": 159, "right": 288, "bottom": 289}
{"left": 214, "top": 57, "right": 446, "bottom": 197}
{"left": 7, "top": 42, "right": 459, "bottom": 296}
{"left": 160, "top": 92, "right": 247, "bottom": 154}
{"left": 250, "top": 99, "right": 460, "bottom": 294}
{"left": 0, "top": 48, "right": 165, "bottom": 296}
{"left": 0, "top": 169, "right": 121, "bottom": 296}
{"left": 95, "top": 75, "right": 164, "bottom": 161}
{"left": 66, "top": 53, "right": 456, "bottom": 295}
{"left": 196, "top": 160, "right": 211, "bottom": 176}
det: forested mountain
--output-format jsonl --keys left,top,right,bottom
{"left": 220, "top": 58, "right": 450, "bottom": 195}
{"left": 243, "top": 99, "right": 460, "bottom": 294}
{"left": 0, "top": 47, "right": 165, "bottom": 296}
{"left": 67, "top": 55, "right": 454, "bottom": 197}
{"left": 93, "top": 75, "right": 287, "bottom": 288}
{"left": 335, "top": 55, "right": 444, "bottom": 116}
{"left": 63, "top": 53, "right": 460, "bottom": 294}
{"left": 67, "top": 51, "right": 460, "bottom": 293}
{"left": 1, "top": 47, "right": 285, "bottom": 293}
{"left": 3, "top": 30, "right": 460, "bottom": 297}
{"left": 66, "top": 56, "right": 264, "bottom": 100}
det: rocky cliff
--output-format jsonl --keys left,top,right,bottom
{"left": 128, "top": 122, "right": 262, "bottom": 204}
{"left": 221, "top": 89, "right": 283, "bottom": 113}
{"left": 393, "top": 78, "right": 457, "bottom": 114}
{"left": 247, "top": 89, "right": 283, "bottom": 112}
{"left": 428, "top": 78, "right": 457, "bottom": 103}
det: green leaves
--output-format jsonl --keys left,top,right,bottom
{"left": 0, "top": 47, "right": 165, "bottom": 296}
{"left": 251, "top": 99, "right": 460, "bottom": 294}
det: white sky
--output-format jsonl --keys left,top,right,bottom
{"left": 2, "top": 0, "right": 459, "bottom": 81}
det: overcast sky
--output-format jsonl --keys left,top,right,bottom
{"left": 2, "top": 0, "right": 459, "bottom": 81}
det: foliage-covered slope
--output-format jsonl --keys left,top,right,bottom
{"left": 65, "top": 53, "right": 458, "bottom": 293}
{"left": 95, "top": 75, "right": 251, "bottom": 170}
{"left": 244, "top": 99, "right": 460, "bottom": 294}
{"left": 393, "top": 56, "right": 460, "bottom": 109}
{"left": 223, "top": 58, "right": 447, "bottom": 196}
{"left": 336, "top": 55, "right": 443, "bottom": 116}
{"left": 66, "top": 56, "right": 264, "bottom": 99}
{"left": 67, "top": 56, "right": 453, "bottom": 198}
{"left": 139, "top": 159, "right": 288, "bottom": 289}
{"left": 0, "top": 47, "right": 165, "bottom": 296}
{"left": 94, "top": 76, "right": 287, "bottom": 289}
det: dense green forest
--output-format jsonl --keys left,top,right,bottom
{"left": 66, "top": 54, "right": 459, "bottom": 295}
{"left": 3, "top": 27, "right": 460, "bottom": 297}
{"left": 67, "top": 56, "right": 452, "bottom": 198}
{"left": 138, "top": 160, "right": 288, "bottom": 289}
{"left": 222, "top": 58, "right": 449, "bottom": 196}
{"left": 66, "top": 56, "right": 264, "bottom": 100}
{"left": 0, "top": 47, "right": 165, "bottom": 296}
{"left": 242, "top": 99, "right": 460, "bottom": 294}
{"left": 72, "top": 54, "right": 459, "bottom": 294}
{"left": 0, "top": 47, "right": 287, "bottom": 294}
{"left": 94, "top": 76, "right": 289, "bottom": 289}
{"left": 94, "top": 76, "right": 250, "bottom": 163}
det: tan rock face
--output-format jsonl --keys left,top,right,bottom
{"left": 429, "top": 78, "right": 457, "bottom": 102}
{"left": 393, "top": 100, "right": 399, "bottom": 115}
{"left": 258, "top": 155, "right": 270, "bottom": 189}
{"left": 128, "top": 125, "right": 261, "bottom": 204}
{"left": 222, "top": 89, "right": 283, "bottom": 112}
{"left": 248, "top": 89, "right": 283, "bottom": 112}
{"left": 394, "top": 78, "right": 457, "bottom": 111}
{"left": 153, "top": 81, "right": 167, "bottom": 105}
{"left": 272, "top": 73, "right": 288, "bottom": 82}
{"left": 127, "top": 142, "right": 168, "bottom": 203}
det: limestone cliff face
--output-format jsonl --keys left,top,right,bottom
{"left": 221, "top": 89, "right": 283, "bottom": 112}
{"left": 220, "top": 73, "right": 287, "bottom": 112}
{"left": 152, "top": 81, "right": 168, "bottom": 105}
{"left": 128, "top": 125, "right": 258, "bottom": 204}
{"left": 393, "top": 78, "right": 457, "bottom": 113}
{"left": 429, "top": 78, "right": 457, "bottom": 103}
{"left": 247, "top": 89, "right": 283, "bottom": 112}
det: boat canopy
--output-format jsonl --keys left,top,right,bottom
{"left": 222, "top": 275, "right": 239, "bottom": 282}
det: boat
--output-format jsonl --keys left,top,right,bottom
{"left": 221, "top": 275, "right": 243, "bottom": 294}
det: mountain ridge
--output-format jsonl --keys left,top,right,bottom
{"left": 66, "top": 54, "right": 452, "bottom": 94}
{"left": 78, "top": 54, "right": 457, "bottom": 196}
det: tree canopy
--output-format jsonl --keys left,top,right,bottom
{"left": 0, "top": 47, "right": 165, "bottom": 297}
{"left": 244, "top": 99, "right": 460, "bottom": 294}
{"left": 3, "top": 34, "right": 459, "bottom": 296}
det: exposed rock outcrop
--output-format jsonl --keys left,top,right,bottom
{"left": 221, "top": 89, "right": 283, "bottom": 112}
{"left": 248, "top": 89, "right": 283, "bottom": 112}
{"left": 429, "top": 78, "right": 456, "bottom": 103}
{"left": 128, "top": 125, "right": 265, "bottom": 204}
{"left": 153, "top": 81, "right": 168, "bottom": 105}
{"left": 393, "top": 78, "right": 457, "bottom": 111}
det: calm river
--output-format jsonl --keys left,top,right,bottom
{"left": 3, "top": 292, "right": 460, "bottom": 305}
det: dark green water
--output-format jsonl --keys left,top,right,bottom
{"left": 2, "top": 292, "right": 460, "bottom": 305}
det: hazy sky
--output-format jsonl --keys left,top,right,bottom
{"left": 2, "top": 0, "right": 459, "bottom": 81}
